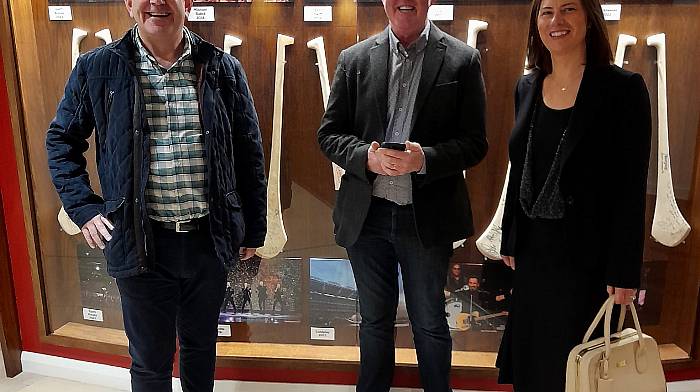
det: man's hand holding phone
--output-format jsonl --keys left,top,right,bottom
{"left": 366, "top": 141, "right": 424, "bottom": 176}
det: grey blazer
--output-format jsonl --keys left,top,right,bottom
{"left": 317, "top": 23, "right": 488, "bottom": 248}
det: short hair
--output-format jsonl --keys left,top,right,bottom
{"left": 525, "top": 0, "right": 612, "bottom": 74}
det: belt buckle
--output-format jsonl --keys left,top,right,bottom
{"left": 175, "top": 219, "right": 192, "bottom": 233}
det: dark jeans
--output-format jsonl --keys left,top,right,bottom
{"left": 347, "top": 197, "right": 453, "bottom": 392}
{"left": 116, "top": 222, "right": 227, "bottom": 392}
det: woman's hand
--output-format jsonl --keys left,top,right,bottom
{"left": 502, "top": 255, "right": 515, "bottom": 270}
{"left": 607, "top": 286, "right": 637, "bottom": 305}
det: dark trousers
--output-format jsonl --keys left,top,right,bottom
{"left": 116, "top": 222, "right": 227, "bottom": 392}
{"left": 347, "top": 197, "right": 453, "bottom": 392}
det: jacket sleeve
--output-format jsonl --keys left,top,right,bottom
{"left": 416, "top": 48, "right": 488, "bottom": 186}
{"left": 317, "top": 50, "right": 373, "bottom": 183}
{"left": 499, "top": 77, "right": 525, "bottom": 257}
{"left": 230, "top": 57, "right": 267, "bottom": 248}
{"left": 46, "top": 55, "right": 104, "bottom": 229}
{"left": 605, "top": 73, "right": 652, "bottom": 289}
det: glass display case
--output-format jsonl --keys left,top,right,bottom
{"left": 1, "top": 0, "right": 699, "bottom": 385}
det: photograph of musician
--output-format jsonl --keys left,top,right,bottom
{"left": 219, "top": 259, "right": 301, "bottom": 323}
{"left": 466, "top": 276, "right": 479, "bottom": 292}
{"left": 221, "top": 282, "right": 237, "bottom": 314}
{"left": 240, "top": 282, "right": 252, "bottom": 313}
{"left": 45, "top": 1, "right": 267, "bottom": 390}
{"left": 272, "top": 283, "right": 284, "bottom": 312}
{"left": 317, "top": 0, "right": 487, "bottom": 388}
{"left": 257, "top": 280, "right": 268, "bottom": 311}
{"left": 496, "top": 0, "right": 652, "bottom": 390}
{"left": 445, "top": 263, "right": 467, "bottom": 297}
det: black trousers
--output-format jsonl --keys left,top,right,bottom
{"left": 347, "top": 197, "right": 453, "bottom": 392}
{"left": 116, "top": 222, "right": 227, "bottom": 392}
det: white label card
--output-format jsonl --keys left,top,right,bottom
{"left": 48, "top": 6, "right": 72, "bottom": 21}
{"left": 218, "top": 324, "right": 232, "bottom": 337}
{"left": 310, "top": 327, "right": 336, "bottom": 341}
{"left": 188, "top": 7, "right": 215, "bottom": 22}
{"left": 82, "top": 308, "right": 104, "bottom": 322}
{"left": 428, "top": 5, "right": 454, "bottom": 21}
{"left": 304, "top": 6, "right": 333, "bottom": 22}
{"left": 601, "top": 4, "right": 621, "bottom": 21}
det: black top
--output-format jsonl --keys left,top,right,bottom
{"left": 531, "top": 97, "right": 572, "bottom": 197}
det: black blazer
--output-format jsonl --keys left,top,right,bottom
{"left": 500, "top": 65, "right": 652, "bottom": 288}
{"left": 317, "top": 23, "right": 488, "bottom": 248}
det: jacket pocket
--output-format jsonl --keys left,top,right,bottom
{"left": 99, "top": 90, "right": 115, "bottom": 146}
{"left": 103, "top": 197, "right": 126, "bottom": 220}
{"left": 434, "top": 80, "right": 459, "bottom": 88}
{"left": 225, "top": 191, "right": 242, "bottom": 210}
{"left": 102, "top": 197, "right": 127, "bottom": 266}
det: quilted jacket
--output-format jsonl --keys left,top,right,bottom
{"left": 46, "top": 29, "right": 267, "bottom": 278}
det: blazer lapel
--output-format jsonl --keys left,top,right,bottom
{"left": 410, "top": 23, "right": 446, "bottom": 134}
{"left": 369, "top": 28, "right": 390, "bottom": 141}
{"left": 510, "top": 71, "right": 542, "bottom": 167}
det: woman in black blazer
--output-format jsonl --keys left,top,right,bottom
{"left": 495, "top": 0, "right": 652, "bottom": 390}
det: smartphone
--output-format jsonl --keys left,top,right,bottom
{"left": 381, "top": 142, "right": 406, "bottom": 151}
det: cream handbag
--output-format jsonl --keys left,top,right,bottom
{"left": 565, "top": 296, "right": 666, "bottom": 392}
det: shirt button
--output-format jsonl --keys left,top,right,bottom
{"left": 135, "top": 130, "right": 140, "bottom": 135}
{"left": 389, "top": 181, "right": 394, "bottom": 185}
{"left": 398, "top": 107, "right": 403, "bottom": 112}
{"left": 394, "top": 132, "right": 399, "bottom": 136}
{"left": 135, "top": 198, "right": 139, "bottom": 204}
{"left": 205, "top": 130, "right": 210, "bottom": 135}
{"left": 402, "top": 83, "right": 407, "bottom": 88}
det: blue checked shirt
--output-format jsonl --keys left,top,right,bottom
{"left": 134, "top": 27, "right": 208, "bottom": 222}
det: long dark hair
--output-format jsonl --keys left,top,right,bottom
{"left": 525, "top": 0, "right": 612, "bottom": 74}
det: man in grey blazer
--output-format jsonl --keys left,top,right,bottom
{"left": 317, "top": 1, "right": 487, "bottom": 390}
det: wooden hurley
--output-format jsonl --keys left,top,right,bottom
{"left": 453, "top": 20, "right": 488, "bottom": 249}
{"left": 614, "top": 34, "right": 636, "bottom": 68}
{"left": 58, "top": 207, "right": 81, "bottom": 236}
{"left": 647, "top": 33, "right": 691, "bottom": 247}
{"left": 95, "top": 28, "right": 112, "bottom": 45}
{"left": 71, "top": 28, "right": 88, "bottom": 69}
{"left": 223, "top": 34, "right": 242, "bottom": 54}
{"left": 466, "top": 20, "right": 488, "bottom": 50}
{"left": 256, "top": 34, "right": 294, "bottom": 259}
{"left": 307, "top": 36, "right": 344, "bottom": 191}
{"left": 58, "top": 28, "right": 89, "bottom": 235}
{"left": 476, "top": 51, "right": 535, "bottom": 259}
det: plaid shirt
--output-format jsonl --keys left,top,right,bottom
{"left": 134, "top": 27, "right": 208, "bottom": 222}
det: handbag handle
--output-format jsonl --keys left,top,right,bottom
{"left": 581, "top": 296, "right": 646, "bottom": 379}
{"left": 582, "top": 296, "right": 645, "bottom": 350}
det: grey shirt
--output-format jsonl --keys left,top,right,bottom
{"left": 372, "top": 21, "right": 430, "bottom": 205}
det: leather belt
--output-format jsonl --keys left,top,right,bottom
{"left": 151, "top": 216, "right": 208, "bottom": 233}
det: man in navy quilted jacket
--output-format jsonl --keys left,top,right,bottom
{"left": 45, "top": 1, "right": 267, "bottom": 391}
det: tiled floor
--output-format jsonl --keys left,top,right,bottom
{"left": 0, "top": 374, "right": 492, "bottom": 392}
{"left": 1, "top": 374, "right": 700, "bottom": 392}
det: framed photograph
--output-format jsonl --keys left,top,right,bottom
{"left": 219, "top": 256, "right": 302, "bottom": 324}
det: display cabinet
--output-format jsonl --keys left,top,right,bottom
{"left": 1, "top": 0, "right": 700, "bottom": 388}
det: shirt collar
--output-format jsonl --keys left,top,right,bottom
{"left": 389, "top": 20, "right": 430, "bottom": 57}
{"left": 133, "top": 25, "right": 192, "bottom": 71}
